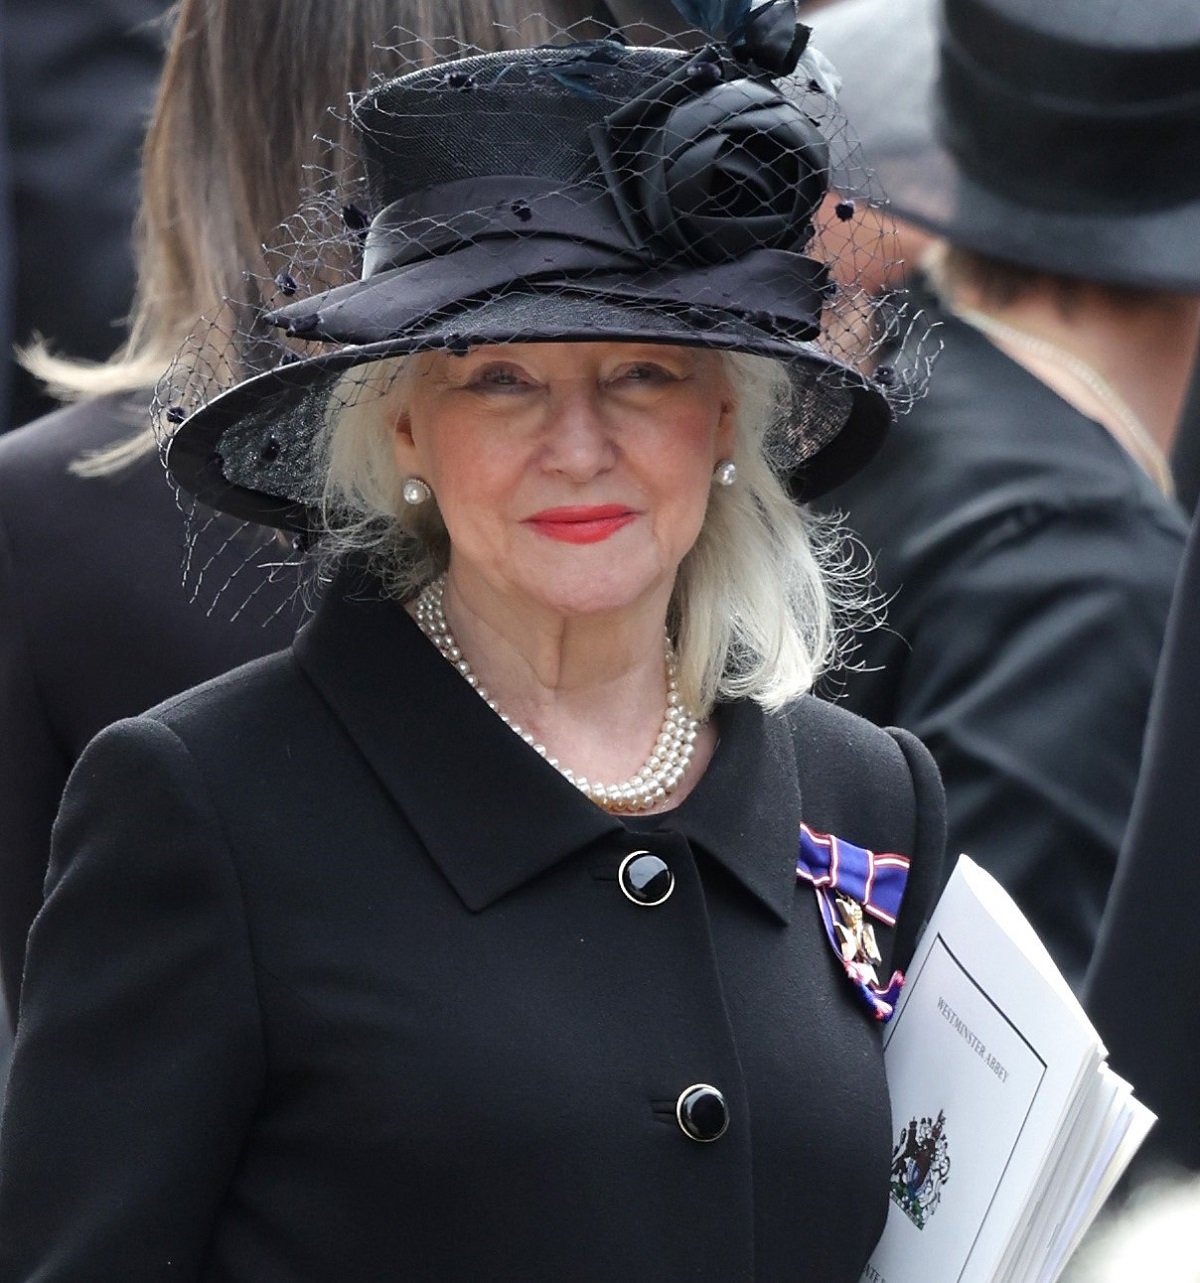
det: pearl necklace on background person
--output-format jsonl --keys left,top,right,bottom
{"left": 952, "top": 305, "right": 1175, "bottom": 497}
{"left": 413, "top": 574, "right": 701, "bottom": 812}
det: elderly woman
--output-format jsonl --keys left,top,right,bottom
{"left": 0, "top": 27, "right": 944, "bottom": 1283}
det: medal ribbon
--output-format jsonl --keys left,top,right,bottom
{"left": 796, "top": 823, "right": 911, "bottom": 1022}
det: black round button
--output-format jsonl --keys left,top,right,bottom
{"left": 676, "top": 1084, "right": 729, "bottom": 1143}
{"left": 618, "top": 851, "right": 674, "bottom": 907}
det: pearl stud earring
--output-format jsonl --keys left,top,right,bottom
{"left": 402, "top": 477, "right": 432, "bottom": 506}
{"left": 712, "top": 459, "right": 737, "bottom": 487}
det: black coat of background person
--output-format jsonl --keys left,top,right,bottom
{"left": 809, "top": 0, "right": 1199, "bottom": 992}
{"left": 0, "top": 0, "right": 13, "bottom": 432}
{"left": 0, "top": 396, "right": 304, "bottom": 1026}
{"left": 1084, "top": 381, "right": 1200, "bottom": 1174}
{"left": 0, "top": 0, "right": 12, "bottom": 1077}
{"left": 818, "top": 285, "right": 1188, "bottom": 989}
{"left": 1169, "top": 344, "right": 1200, "bottom": 514}
{"left": 0, "top": 566, "right": 945, "bottom": 1282}
{"left": 0, "top": 0, "right": 169, "bottom": 430}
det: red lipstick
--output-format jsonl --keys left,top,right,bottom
{"left": 523, "top": 504, "right": 638, "bottom": 544}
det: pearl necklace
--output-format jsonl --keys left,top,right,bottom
{"left": 413, "top": 575, "right": 701, "bottom": 812}
{"left": 953, "top": 305, "right": 1175, "bottom": 497}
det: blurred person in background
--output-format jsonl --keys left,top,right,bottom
{"left": 1, "top": 0, "right": 170, "bottom": 431}
{"left": 549, "top": 0, "right": 842, "bottom": 42}
{"left": 0, "top": 0, "right": 562, "bottom": 1038}
{"left": 1084, "top": 370, "right": 1200, "bottom": 1176}
{"left": 811, "top": 0, "right": 1198, "bottom": 987}
{"left": 0, "top": 0, "right": 13, "bottom": 430}
{"left": 0, "top": 0, "right": 12, "bottom": 1079}
{"left": 1168, "top": 344, "right": 1200, "bottom": 512}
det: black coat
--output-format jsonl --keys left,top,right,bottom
{"left": 1084, "top": 506, "right": 1200, "bottom": 1172}
{"left": 819, "top": 284, "right": 1187, "bottom": 987}
{"left": 0, "top": 568, "right": 945, "bottom": 1282}
{"left": 0, "top": 395, "right": 304, "bottom": 1020}
{"left": 1, "top": 0, "right": 169, "bottom": 428}
{"left": 0, "top": 1, "right": 12, "bottom": 431}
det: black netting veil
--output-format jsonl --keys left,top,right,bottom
{"left": 154, "top": 12, "right": 935, "bottom": 620}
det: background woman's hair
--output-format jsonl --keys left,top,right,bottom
{"left": 24, "top": 0, "right": 560, "bottom": 475}
{"left": 316, "top": 352, "right": 873, "bottom": 713}
{"left": 922, "top": 242, "right": 1178, "bottom": 318}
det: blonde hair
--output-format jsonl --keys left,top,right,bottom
{"left": 23, "top": 0, "right": 560, "bottom": 477}
{"left": 315, "top": 351, "right": 865, "bottom": 714}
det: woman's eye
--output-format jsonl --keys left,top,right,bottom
{"left": 467, "top": 365, "right": 533, "bottom": 391}
{"left": 615, "top": 363, "right": 677, "bottom": 385}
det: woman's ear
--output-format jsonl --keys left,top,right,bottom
{"left": 392, "top": 408, "right": 421, "bottom": 474}
{"left": 390, "top": 353, "right": 431, "bottom": 472}
{"left": 393, "top": 407, "right": 415, "bottom": 448}
{"left": 715, "top": 393, "right": 737, "bottom": 462}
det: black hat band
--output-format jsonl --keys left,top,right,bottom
{"left": 271, "top": 174, "right": 831, "bottom": 345}
{"left": 946, "top": 0, "right": 1200, "bottom": 101}
{"left": 937, "top": 0, "right": 1200, "bottom": 215}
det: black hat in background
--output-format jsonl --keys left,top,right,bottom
{"left": 812, "top": 0, "right": 1200, "bottom": 291}
{"left": 165, "top": 36, "right": 902, "bottom": 532}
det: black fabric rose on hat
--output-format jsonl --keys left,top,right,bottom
{"left": 591, "top": 51, "right": 830, "bottom": 266}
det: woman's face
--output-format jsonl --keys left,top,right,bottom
{"left": 394, "top": 341, "right": 735, "bottom": 619}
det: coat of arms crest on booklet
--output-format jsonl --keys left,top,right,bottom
{"left": 889, "top": 1110, "right": 951, "bottom": 1230}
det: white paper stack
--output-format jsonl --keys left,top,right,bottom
{"left": 861, "top": 855, "right": 1154, "bottom": 1283}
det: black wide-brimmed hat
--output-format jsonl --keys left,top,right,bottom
{"left": 813, "top": 0, "right": 1200, "bottom": 290}
{"left": 163, "top": 30, "right": 904, "bottom": 533}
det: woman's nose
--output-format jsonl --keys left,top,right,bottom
{"left": 540, "top": 386, "right": 618, "bottom": 479}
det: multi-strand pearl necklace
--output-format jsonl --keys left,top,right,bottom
{"left": 954, "top": 305, "right": 1174, "bottom": 497}
{"left": 413, "top": 575, "right": 700, "bottom": 812}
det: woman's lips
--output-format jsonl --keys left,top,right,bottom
{"left": 523, "top": 504, "right": 638, "bottom": 544}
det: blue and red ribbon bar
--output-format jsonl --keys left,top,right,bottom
{"left": 796, "top": 823, "right": 912, "bottom": 1021}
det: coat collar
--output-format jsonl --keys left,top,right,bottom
{"left": 293, "top": 569, "right": 804, "bottom": 923}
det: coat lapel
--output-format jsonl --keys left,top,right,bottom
{"left": 653, "top": 699, "right": 803, "bottom": 925}
{"left": 293, "top": 569, "right": 804, "bottom": 922}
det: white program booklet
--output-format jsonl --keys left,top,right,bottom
{"left": 862, "top": 856, "right": 1154, "bottom": 1283}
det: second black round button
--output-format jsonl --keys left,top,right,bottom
{"left": 618, "top": 851, "right": 675, "bottom": 906}
{"left": 676, "top": 1084, "right": 729, "bottom": 1142}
